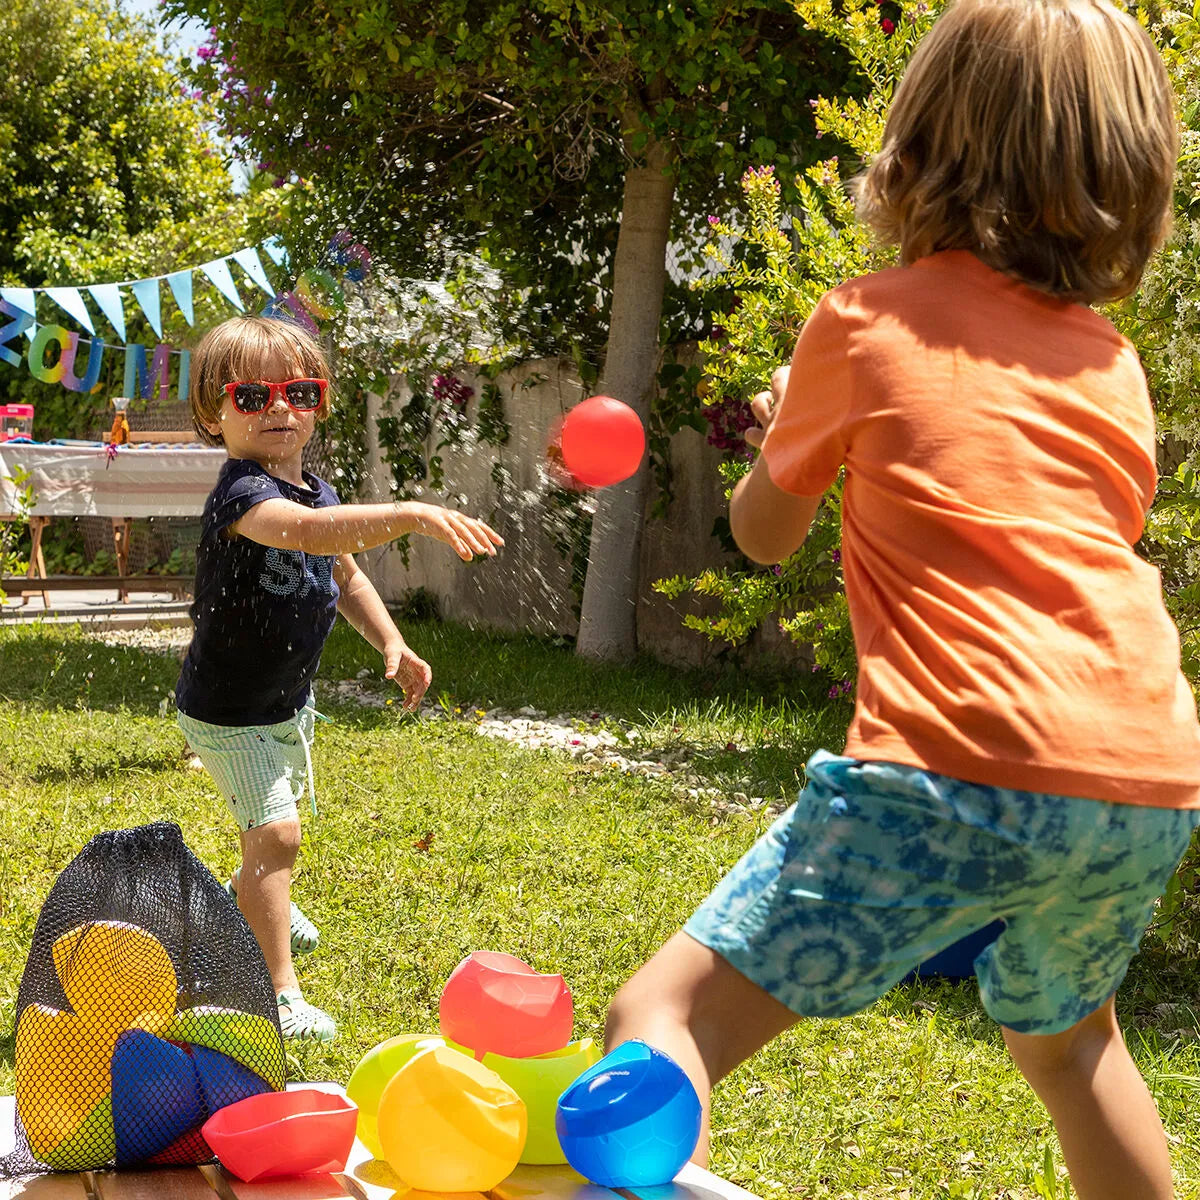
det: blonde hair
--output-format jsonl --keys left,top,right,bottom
{"left": 188, "top": 316, "right": 333, "bottom": 447}
{"left": 855, "top": 0, "right": 1178, "bottom": 303}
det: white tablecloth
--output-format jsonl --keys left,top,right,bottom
{"left": 0, "top": 442, "right": 226, "bottom": 518}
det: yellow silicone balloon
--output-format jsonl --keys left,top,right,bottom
{"left": 377, "top": 1045, "right": 527, "bottom": 1192}
{"left": 16, "top": 1004, "right": 118, "bottom": 1162}
{"left": 346, "top": 1034, "right": 446, "bottom": 1159}
{"left": 51, "top": 921, "right": 176, "bottom": 1036}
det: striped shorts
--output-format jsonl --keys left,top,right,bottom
{"left": 178, "top": 706, "right": 318, "bottom": 832}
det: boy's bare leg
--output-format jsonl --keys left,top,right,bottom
{"left": 235, "top": 818, "right": 302, "bottom": 994}
{"left": 1003, "top": 996, "right": 1174, "bottom": 1200}
{"left": 605, "top": 931, "right": 799, "bottom": 1167}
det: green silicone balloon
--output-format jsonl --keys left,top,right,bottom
{"left": 41, "top": 1095, "right": 115, "bottom": 1171}
{"left": 346, "top": 1033, "right": 446, "bottom": 1159}
{"left": 165, "top": 1006, "right": 285, "bottom": 1090}
{"left": 448, "top": 1037, "right": 602, "bottom": 1164}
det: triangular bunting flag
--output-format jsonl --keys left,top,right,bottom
{"left": 230, "top": 247, "right": 274, "bottom": 297}
{"left": 261, "top": 237, "right": 289, "bottom": 267}
{"left": 166, "top": 271, "right": 194, "bottom": 325}
{"left": 0, "top": 288, "right": 36, "bottom": 320}
{"left": 200, "top": 258, "right": 245, "bottom": 312}
{"left": 87, "top": 283, "right": 126, "bottom": 341}
{"left": 131, "top": 278, "right": 163, "bottom": 338}
{"left": 44, "top": 287, "right": 95, "bottom": 333}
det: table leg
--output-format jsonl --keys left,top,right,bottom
{"left": 27, "top": 515, "right": 50, "bottom": 609}
{"left": 111, "top": 517, "right": 132, "bottom": 603}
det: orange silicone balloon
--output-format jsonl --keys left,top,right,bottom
{"left": 559, "top": 396, "right": 645, "bottom": 488}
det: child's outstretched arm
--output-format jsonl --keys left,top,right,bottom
{"left": 229, "top": 499, "right": 503, "bottom": 560}
{"left": 730, "top": 365, "right": 824, "bottom": 564}
{"left": 334, "top": 554, "right": 431, "bottom": 712}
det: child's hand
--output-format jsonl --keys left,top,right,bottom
{"left": 406, "top": 503, "right": 505, "bottom": 561}
{"left": 746, "top": 365, "right": 790, "bottom": 450}
{"left": 384, "top": 642, "right": 432, "bottom": 712}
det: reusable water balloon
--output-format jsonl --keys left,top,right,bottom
{"left": 202, "top": 1089, "right": 359, "bottom": 1182}
{"left": 52, "top": 920, "right": 177, "bottom": 1035}
{"left": 14, "top": 920, "right": 178, "bottom": 1168}
{"left": 376, "top": 1044, "right": 527, "bottom": 1191}
{"left": 556, "top": 1039, "right": 702, "bottom": 1187}
{"left": 559, "top": 395, "right": 646, "bottom": 487}
{"left": 346, "top": 1033, "right": 447, "bottom": 1159}
{"left": 5, "top": 824, "right": 288, "bottom": 1176}
{"left": 111, "top": 1030, "right": 206, "bottom": 1166}
{"left": 165, "top": 1005, "right": 286, "bottom": 1087}
{"left": 439, "top": 951, "right": 573, "bottom": 1059}
{"left": 467, "top": 1037, "right": 603, "bottom": 1164}
{"left": 15, "top": 1003, "right": 117, "bottom": 1162}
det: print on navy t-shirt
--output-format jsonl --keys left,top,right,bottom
{"left": 175, "top": 458, "right": 341, "bottom": 725}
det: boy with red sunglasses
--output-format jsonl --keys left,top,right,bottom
{"left": 177, "top": 315, "right": 503, "bottom": 1041}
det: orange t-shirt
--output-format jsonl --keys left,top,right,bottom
{"left": 761, "top": 250, "right": 1200, "bottom": 809}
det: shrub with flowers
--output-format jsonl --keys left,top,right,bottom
{"left": 655, "top": 0, "right": 937, "bottom": 699}
{"left": 661, "top": 1, "right": 1200, "bottom": 719}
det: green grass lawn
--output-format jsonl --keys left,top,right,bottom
{"left": 0, "top": 619, "right": 1198, "bottom": 1199}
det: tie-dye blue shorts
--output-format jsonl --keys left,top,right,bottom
{"left": 686, "top": 751, "right": 1200, "bottom": 1034}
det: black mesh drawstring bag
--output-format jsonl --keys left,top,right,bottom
{"left": 1, "top": 822, "right": 285, "bottom": 1175}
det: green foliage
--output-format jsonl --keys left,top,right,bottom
{"left": 0, "top": 466, "right": 33, "bottom": 596}
{"left": 652, "top": 0, "right": 935, "bottom": 680}
{"left": 1109, "top": 8, "right": 1200, "bottom": 696}
{"left": 0, "top": 0, "right": 295, "bottom": 428}
{"left": 0, "top": 0, "right": 228, "bottom": 287}
{"left": 165, "top": 0, "right": 847, "bottom": 364}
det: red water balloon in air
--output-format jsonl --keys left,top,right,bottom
{"left": 558, "top": 395, "right": 646, "bottom": 488}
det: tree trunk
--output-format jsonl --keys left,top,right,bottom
{"left": 575, "top": 137, "right": 676, "bottom": 662}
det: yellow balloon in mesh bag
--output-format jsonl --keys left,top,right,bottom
{"left": 15, "top": 1004, "right": 118, "bottom": 1163}
{"left": 346, "top": 1033, "right": 446, "bottom": 1159}
{"left": 52, "top": 921, "right": 177, "bottom": 1035}
{"left": 377, "top": 1045, "right": 527, "bottom": 1192}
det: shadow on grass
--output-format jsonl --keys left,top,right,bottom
{"left": 0, "top": 618, "right": 848, "bottom": 734}
{"left": 0, "top": 626, "right": 180, "bottom": 717}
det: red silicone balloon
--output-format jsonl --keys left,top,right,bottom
{"left": 559, "top": 396, "right": 645, "bottom": 488}
{"left": 201, "top": 1089, "right": 358, "bottom": 1182}
{"left": 440, "top": 951, "right": 573, "bottom": 1060}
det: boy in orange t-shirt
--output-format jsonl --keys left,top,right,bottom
{"left": 606, "top": 2, "right": 1200, "bottom": 1197}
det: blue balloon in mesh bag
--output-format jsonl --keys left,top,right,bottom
{"left": 112, "top": 1030, "right": 205, "bottom": 1165}
{"left": 555, "top": 1039, "right": 701, "bottom": 1187}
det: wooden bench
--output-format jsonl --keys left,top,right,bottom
{"left": 0, "top": 575, "right": 193, "bottom": 601}
{"left": 1, "top": 1089, "right": 760, "bottom": 1200}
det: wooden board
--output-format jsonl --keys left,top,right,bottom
{"left": 0, "top": 575, "right": 193, "bottom": 597}
{"left": 4, "top": 1176, "right": 91, "bottom": 1200}
{"left": 0, "top": 1093, "right": 760, "bottom": 1200}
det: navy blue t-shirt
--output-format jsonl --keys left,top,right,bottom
{"left": 175, "top": 459, "right": 341, "bottom": 725}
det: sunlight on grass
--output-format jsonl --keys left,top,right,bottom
{"left": 0, "top": 621, "right": 1196, "bottom": 1198}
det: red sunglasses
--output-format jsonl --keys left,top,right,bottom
{"left": 224, "top": 378, "right": 328, "bottom": 414}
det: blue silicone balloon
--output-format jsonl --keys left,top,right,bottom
{"left": 555, "top": 1040, "right": 701, "bottom": 1187}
